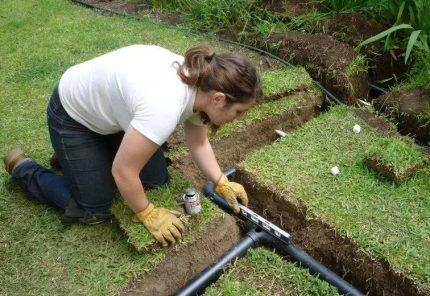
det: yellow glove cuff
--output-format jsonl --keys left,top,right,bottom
{"left": 216, "top": 174, "right": 228, "bottom": 187}
{"left": 134, "top": 203, "right": 154, "bottom": 222}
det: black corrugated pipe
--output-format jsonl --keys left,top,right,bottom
{"left": 174, "top": 228, "right": 268, "bottom": 296}
{"left": 199, "top": 168, "right": 364, "bottom": 296}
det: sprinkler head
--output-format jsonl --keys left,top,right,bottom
{"left": 352, "top": 124, "right": 361, "bottom": 134}
{"left": 330, "top": 166, "right": 340, "bottom": 176}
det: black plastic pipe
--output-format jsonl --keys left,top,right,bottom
{"left": 368, "top": 82, "right": 388, "bottom": 94}
{"left": 202, "top": 168, "right": 364, "bottom": 296}
{"left": 269, "top": 238, "right": 363, "bottom": 296}
{"left": 174, "top": 228, "right": 267, "bottom": 296}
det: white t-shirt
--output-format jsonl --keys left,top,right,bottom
{"left": 58, "top": 45, "right": 204, "bottom": 146}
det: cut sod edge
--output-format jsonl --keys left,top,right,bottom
{"left": 232, "top": 168, "right": 424, "bottom": 296}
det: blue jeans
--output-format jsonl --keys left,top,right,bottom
{"left": 12, "top": 85, "right": 169, "bottom": 213}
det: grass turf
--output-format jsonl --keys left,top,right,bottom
{"left": 0, "top": 0, "right": 281, "bottom": 294}
{"left": 364, "top": 135, "right": 428, "bottom": 182}
{"left": 241, "top": 105, "right": 430, "bottom": 291}
{"left": 204, "top": 248, "right": 339, "bottom": 296}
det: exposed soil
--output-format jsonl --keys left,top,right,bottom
{"left": 234, "top": 169, "right": 425, "bottom": 296}
{"left": 324, "top": 12, "right": 386, "bottom": 46}
{"left": 285, "top": 0, "right": 323, "bottom": 16}
{"left": 267, "top": 32, "right": 368, "bottom": 104}
{"left": 373, "top": 87, "right": 430, "bottom": 145}
{"left": 354, "top": 109, "right": 397, "bottom": 137}
{"left": 120, "top": 214, "right": 242, "bottom": 296}
{"left": 323, "top": 12, "right": 409, "bottom": 85}
{"left": 364, "top": 155, "right": 426, "bottom": 183}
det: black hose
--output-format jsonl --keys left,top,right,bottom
{"left": 173, "top": 228, "right": 267, "bottom": 296}
{"left": 368, "top": 82, "right": 388, "bottom": 94}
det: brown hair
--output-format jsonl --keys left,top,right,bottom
{"left": 177, "top": 46, "right": 262, "bottom": 132}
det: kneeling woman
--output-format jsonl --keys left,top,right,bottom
{"left": 4, "top": 45, "right": 262, "bottom": 247}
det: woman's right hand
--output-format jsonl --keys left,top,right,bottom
{"left": 132, "top": 203, "right": 186, "bottom": 247}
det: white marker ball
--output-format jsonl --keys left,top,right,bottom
{"left": 330, "top": 166, "right": 340, "bottom": 176}
{"left": 352, "top": 124, "right": 361, "bottom": 134}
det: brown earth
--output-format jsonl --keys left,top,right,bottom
{"left": 120, "top": 214, "right": 242, "bottom": 296}
{"left": 264, "top": 0, "right": 322, "bottom": 16}
{"left": 354, "top": 109, "right": 397, "bottom": 136}
{"left": 373, "top": 87, "right": 430, "bottom": 145}
{"left": 323, "top": 12, "right": 409, "bottom": 85}
{"left": 324, "top": 12, "right": 386, "bottom": 46}
{"left": 267, "top": 32, "right": 368, "bottom": 104}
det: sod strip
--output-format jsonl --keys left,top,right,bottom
{"left": 364, "top": 136, "right": 428, "bottom": 183}
{"left": 214, "top": 67, "right": 315, "bottom": 139}
{"left": 0, "top": 0, "right": 262, "bottom": 294}
{"left": 112, "top": 169, "right": 221, "bottom": 252}
{"left": 240, "top": 105, "right": 430, "bottom": 294}
{"left": 204, "top": 248, "right": 339, "bottom": 296}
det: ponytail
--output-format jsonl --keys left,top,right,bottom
{"left": 177, "top": 46, "right": 262, "bottom": 104}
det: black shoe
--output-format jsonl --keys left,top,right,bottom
{"left": 61, "top": 199, "right": 111, "bottom": 225}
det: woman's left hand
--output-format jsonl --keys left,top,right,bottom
{"left": 214, "top": 175, "right": 248, "bottom": 213}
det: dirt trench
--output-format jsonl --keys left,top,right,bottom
{"left": 374, "top": 87, "right": 430, "bottom": 146}
{"left": 120, "top": 214, "right": 242, "bottom": 296}
{"left": 234, "top": 170, "right": 423, "bottom": 296}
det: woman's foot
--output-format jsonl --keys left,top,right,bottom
{"left": 3, "top": 148, "right": 27, "bottom": 174}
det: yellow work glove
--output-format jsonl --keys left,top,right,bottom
{"left": 215, "top": 175, "right": 248, "bottom": 213}
{"left": 132, "top": 203, "right": 186, "bottom": 247}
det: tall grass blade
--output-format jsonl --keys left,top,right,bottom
{"left": 395, "top": 1, "right": 405, "bottom": 25}
{"left": 359, "top": 24, "right": 413, "bottom": 46}
{"left": 405, "top": 30, "right": 421, "bottom": 64}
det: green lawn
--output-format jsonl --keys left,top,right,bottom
{"left": 241, "top": 105, "right": 430, "bottom": 292}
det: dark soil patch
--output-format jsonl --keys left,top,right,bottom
{"left": 233, "top": 169, "right": 424, "bottom": 296}
{"left": 268, "top": 32, "right": 368, "bottom": 104}
{"left": 120, "top": 214, "right": 242, "bottom": 296}
{"left": 322, "top": 12, "right": 409, "bottom": 85}
{"left": 173, "top": 91, "right": 323, "bottom": 188}
{"left": 323, "top": 12, "right": 386, "bottom": 47}
{"left": 354, "top": 109, "right": 396, "bottom": 136}
{"left": 281, "top": 0, "right": 323, "bottom": 16}
{"left": 364, "top": 155, "right": 426, "bottom": 183}
{"left": 373, "top": 87, "right": 430, "bottom": 145}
